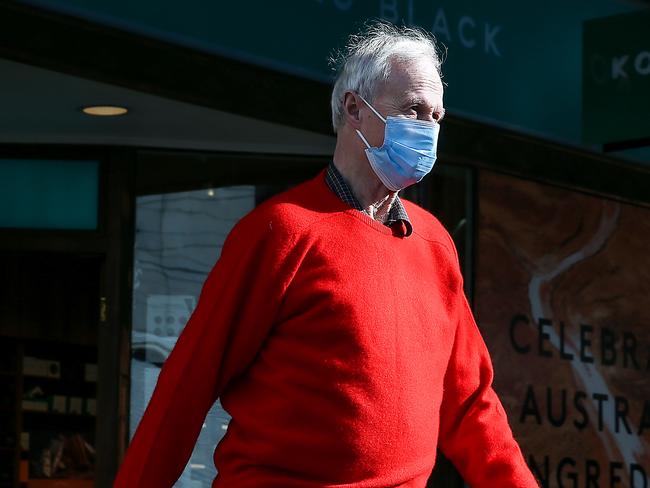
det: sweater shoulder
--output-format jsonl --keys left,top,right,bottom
{"left": 231, "top": 173, "right": 331, "bottom": 242}
{"left": 403, "top": 199, "right": 465, "bottom": 294}
{"left": 402, "top": 199, "right": 458, "bottom": 257}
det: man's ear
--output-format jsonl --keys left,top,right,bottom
{"left": 342, "top": 91, "right": 363, "bottom": 129}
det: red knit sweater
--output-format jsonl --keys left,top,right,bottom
{"left": 114, "top": 170, "right": 538, "bottom": 488}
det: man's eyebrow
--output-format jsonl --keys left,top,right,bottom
{"left": 401, "top": 94, "right": 425, "bottom": 106}
{"left": 401, "top": 96, "right": 446, "bottom": 119}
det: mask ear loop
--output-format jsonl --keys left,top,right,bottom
{"left": 355, "top": 129, "right": 371, "bottom": 149}
{"left": 355, "top": 93, "right": 386, "bottom": 149}
{"left": 357, "top": 94, "right": 387, "bottom": 123}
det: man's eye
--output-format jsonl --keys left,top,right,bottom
{"left": 405, "top": 107, "right": 419, "bottom": 117}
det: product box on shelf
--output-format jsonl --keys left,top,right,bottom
{"left": 23, "top": 357, "right": 61, "bottom": 379}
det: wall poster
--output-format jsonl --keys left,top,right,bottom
{"left": 476, "top": 171, "right": 650, "bottom": 487}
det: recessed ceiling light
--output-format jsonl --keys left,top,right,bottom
{"left": 82, "top": 105, "right": 128, "bottom": 116}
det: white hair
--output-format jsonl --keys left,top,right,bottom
{"left": 329, "top": 21, "right": 443, "bottom": 133}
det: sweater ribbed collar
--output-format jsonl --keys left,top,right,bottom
{"left": 325, "top": 163, "right": 413, "bottom": 237}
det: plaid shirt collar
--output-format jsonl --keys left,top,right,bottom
{"left": 325, "top": 162, "right": 412, "bottom": 237}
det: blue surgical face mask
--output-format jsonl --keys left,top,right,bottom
{"left": 355, "top": 95, "right": 440, "bottom": 192}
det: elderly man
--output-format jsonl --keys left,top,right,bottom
{"left": 115, "top": 22, "right": 538, "bottom": 488}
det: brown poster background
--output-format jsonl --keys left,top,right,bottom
{"left": 476, "top": 171, "right": 650, "bottom": 487}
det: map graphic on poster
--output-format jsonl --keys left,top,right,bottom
{"left": 476, "top": 171, "right": 650, "bottom": 487}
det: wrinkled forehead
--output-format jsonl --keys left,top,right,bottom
{"left": 378, "top": 56, "right": 443, "bottom": 101}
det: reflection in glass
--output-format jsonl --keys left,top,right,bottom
{"left": 130, "top": 186, "right": 254, "bottom": 487}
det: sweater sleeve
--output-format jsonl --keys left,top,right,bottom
{"left": 437, "top": 262, "right": 539, "bottom": 486}
{"left": 113, "top": 210, "right": 304, "bottom": 487}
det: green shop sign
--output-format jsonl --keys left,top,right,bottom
{"left": 583, "top": 9, "right": 650, "bottom": 145}
{"left": 20, "top": 0, "right": 637, "bottom": 146}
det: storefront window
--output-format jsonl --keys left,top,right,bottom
{"left": 130, "top": 185, "right": 256, "bottom": 487}
{"left": 475, "top": 171, "right": 650, "bottom": 486}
